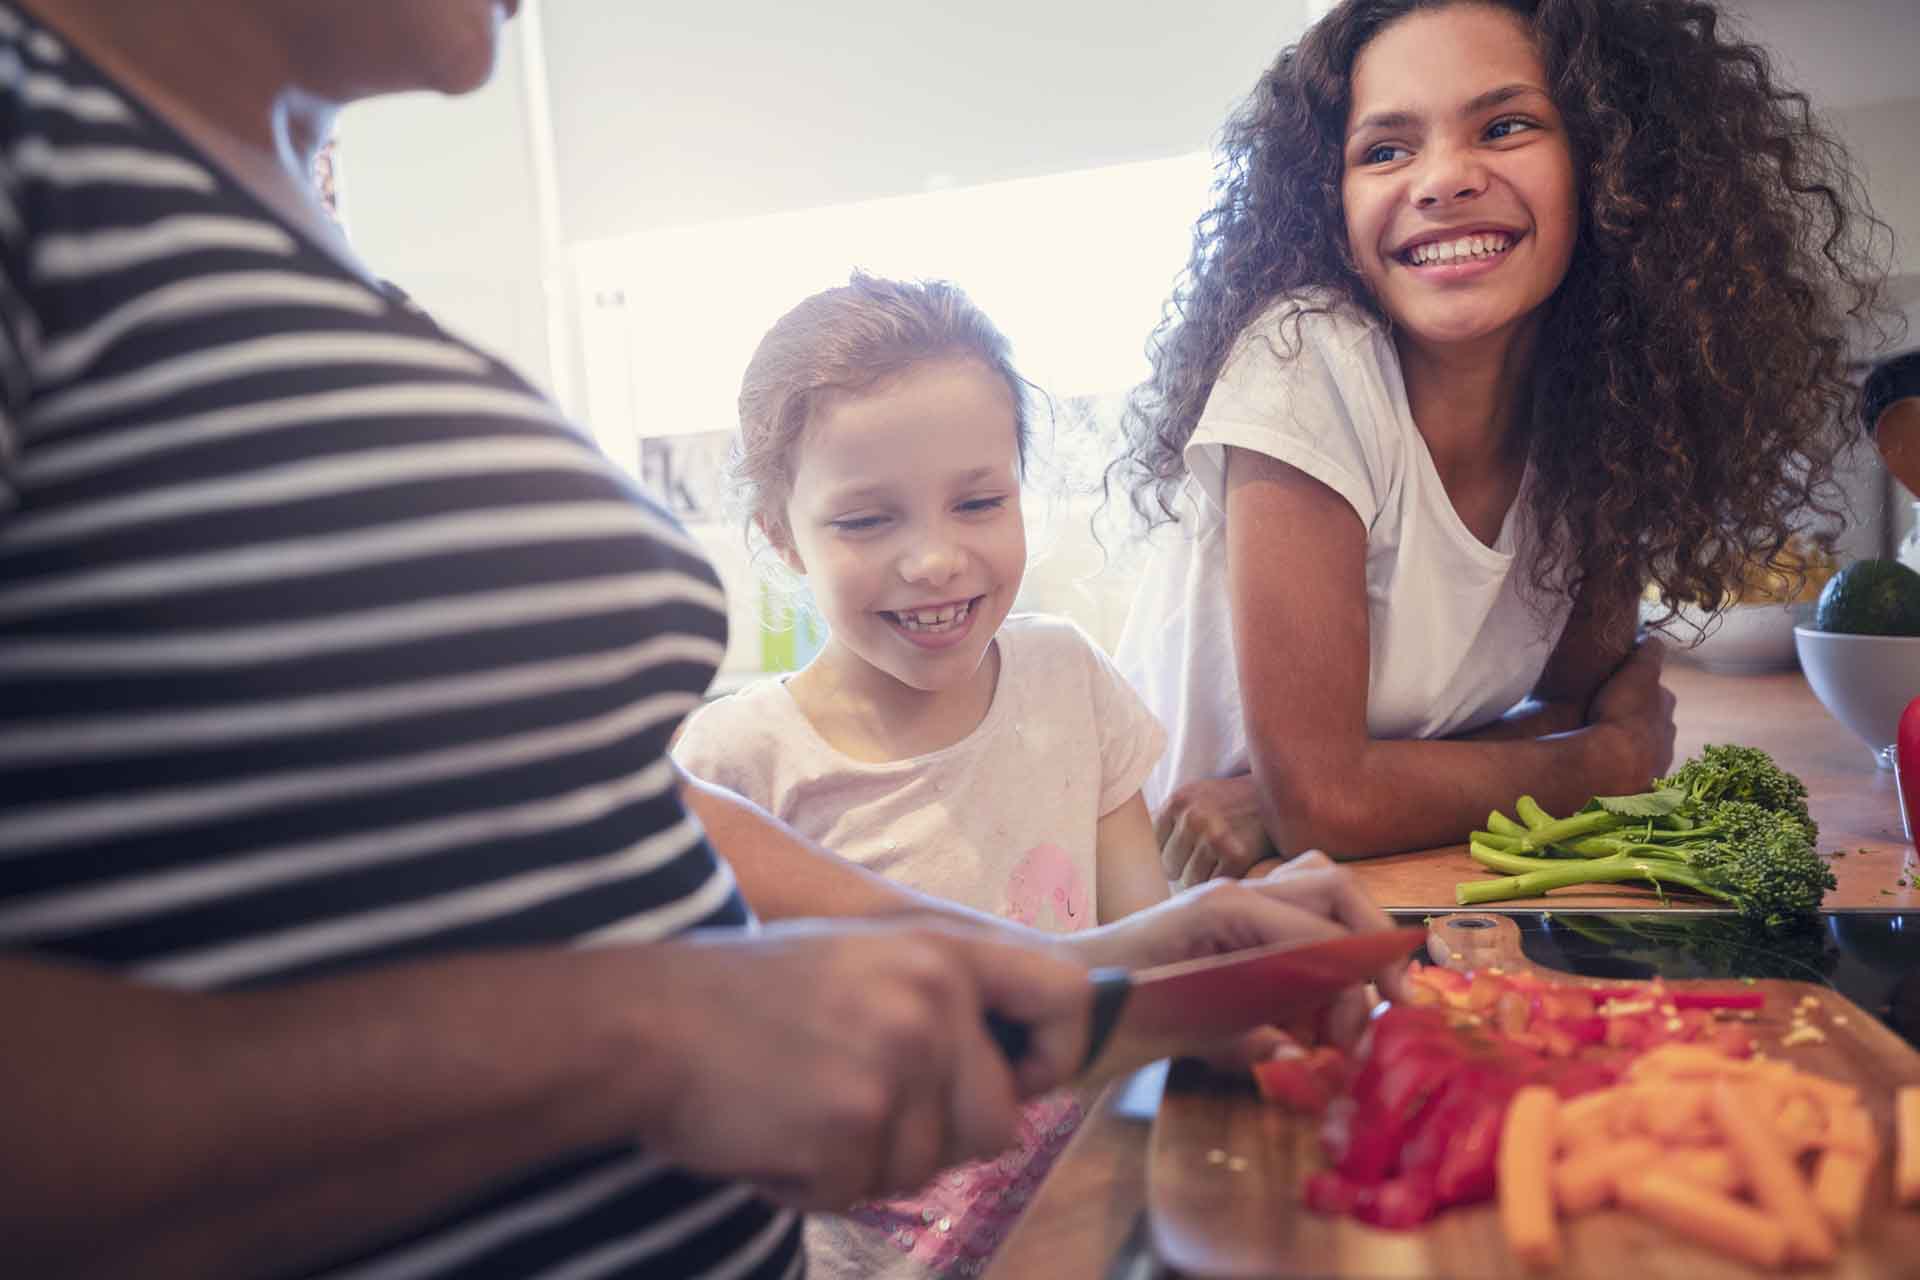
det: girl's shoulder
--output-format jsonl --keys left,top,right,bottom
{"left": 997, "top": 611, "right": 1100, "bottom": 661}
{"left": 671, "top": 675, "right": 807, "bottom": 770}
{"left": 998, "top": 613, "right": 1135, "bottom": 696}
{"left": 1232, "top": 289, "right": 1385, "bottom": 366}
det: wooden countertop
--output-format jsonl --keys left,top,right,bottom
{"left": 985, "top": 659, "right": 1919, "bottom": 1280}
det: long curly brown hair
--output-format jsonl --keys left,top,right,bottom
{"left": 1110, "top": 0, "right": 1892, "bottom": 630}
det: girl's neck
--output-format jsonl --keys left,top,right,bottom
{"left": 20, "top": 0, "right": 371, "bottom": 286}
{"left": 788, "top": 639, "right": 1002, "bottom": 764}
{"left": 1394, "top": 319, "right": 1539, "bottom": 478}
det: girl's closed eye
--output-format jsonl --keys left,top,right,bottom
{"left": 829, "top": 513, "right": 891, "bottom": 534}
{"left": 957, "top": 495, "right": 1009, "bottom": 516}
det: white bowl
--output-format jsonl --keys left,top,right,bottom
{"left": 1793, "top": 626, "right": 1920, "bottom": 768}
{"left": 1661, "top": 600, "right": 1805, "bottom": 674}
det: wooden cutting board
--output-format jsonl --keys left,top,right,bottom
{"left": 1147, "top": 913, "right": 1920, "bottom": 1278}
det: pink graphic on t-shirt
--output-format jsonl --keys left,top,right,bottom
{"left": 1001, "top": 842, "right": 1086, "bottom": 932}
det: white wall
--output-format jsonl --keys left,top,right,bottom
{"left": 1829, "top": 98, "right": 1920, "bottom": 559}
{"left": 539, "top": 0, "right": 1315, "bottom": 244}
{"left": 1834, "top": 97, "right": 1920, "bottom": 286}
{"left": 333, "top": 29, "right": 555, "bottom": 394}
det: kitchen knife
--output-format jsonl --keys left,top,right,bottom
{"left": 987, "top": 924, "right": 1426, "bottom": 1079}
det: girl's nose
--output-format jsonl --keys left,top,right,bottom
{"left": 900, "top": 535, "right": 964, "bottom": 585}
{"left": 1412, "top": 145, "right": 1488, "bottom": 209}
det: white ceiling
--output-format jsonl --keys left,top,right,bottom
{"left": 539, "top": 0, "right": 1920, "bottom": 245}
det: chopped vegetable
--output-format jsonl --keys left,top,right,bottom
{"left": 1900, "top": 1086, "right": 1920, "bottom": 1207}
{"left": 1553, "top": 1136, "right": 1661, "bottom": 1213}
{"left": 1497, "top": 1086, "right": 1561, "bottom": 1268}
{"left": 1707, "top": 1081, "right": 1835, "bottom": 1264}
{"left": 1615, "top": 1170, "right": 1790, "bottom": 1270}
{"left": 1810, "top": 1108, "right": 1878, "bottom": 1238}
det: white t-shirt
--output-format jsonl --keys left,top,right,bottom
{"left": 672, "top": 612, "right": 1166, "bottom": 1280}
{"left": 1116, "top": 295, "right": 1574, "bottom": 814}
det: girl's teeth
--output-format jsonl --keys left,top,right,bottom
{"left": 1409, "top": 233, "right": 1512, "bottom": 265}
{"left": 896, "top": 601, "right": 972, "bottom": 632}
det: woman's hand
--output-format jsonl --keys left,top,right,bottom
{"left": 1156, "top": 772, "right": 1275, "bottom": 886}
{"left": 637, "top": 920, "right": 1091, "bottom": 1210}
{"left": 1065, "top": 852, "right": 1406, "bottom": 1054}
{"left": 1585, "top": 637, "right": 1677, "bottom": 789}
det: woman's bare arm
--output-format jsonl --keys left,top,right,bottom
{"left": 1224, "top": 447, "right": 1670, "bottom": 860}
{"left": 0, "top": 946, "right": 668, "bottom": 1277}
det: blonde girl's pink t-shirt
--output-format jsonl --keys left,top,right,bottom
{"left": 672, "top": 612, "right": 1166, "bottom": 1279}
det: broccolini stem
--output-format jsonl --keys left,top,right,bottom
{"left": 1560, "top": 835, "right": 1694, "bottom": 861}
{"left": 1455, "top": 851, "right": 1738, "bottom": 907}
{"left": 1509, "top": 806, "right": 1624, "bottom": 852}
{"left": 1486, "top": 810, "right": 1530, "bottom": 838}
{"left": 1515, "top": 795, "right": 1556, "bottom": 831}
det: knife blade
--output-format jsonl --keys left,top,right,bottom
{"left": 987, "top": 924, "right": 1426, "bottom": 1079}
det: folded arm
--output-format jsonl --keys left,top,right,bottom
{"left": 1219, "top": 447, "right": 1669, "bottom": 862}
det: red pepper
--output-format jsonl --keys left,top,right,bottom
{"left": 1899, "top": 694, "right": 1920, "bottom": 843}
{"left": 1304, "top": 1168, "right": 1363, "bottom": 1216}
{"left": 1351, "top": 1170, "right": 1440, "bottom": 1230}
{"left": 1252, "top": 1055, "right": 1331, "bottom": 1112}
{"left": 1431, "top": 1093, "right": 1513, "bottom": 1206}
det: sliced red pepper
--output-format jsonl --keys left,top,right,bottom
{"left": 1432, "top": 1092, "right": 1514, "bottom": 1206}
{"left": 1351, "top": 1169, "right": 1440, "bottom": 1229}
{"left": 1666, "top": 990, "right": 1765, "bottom": 1011}
{"left": 1304, "top": 1168, "right": 1363, "bottom": 1216}
{"left": 1252, "top": 1055, "right": 1331, "bottom": 1112}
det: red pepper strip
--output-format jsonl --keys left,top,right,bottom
{"left": 1665, "top": 990, "right": 1765, "bottom": 1010}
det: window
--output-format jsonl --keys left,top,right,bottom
{"left": 571, "top": 150, "right": 1213, "bottom": 473}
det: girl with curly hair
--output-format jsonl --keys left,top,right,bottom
{"left": 1110, "top": 0, "right": 1890, "bottom": 881}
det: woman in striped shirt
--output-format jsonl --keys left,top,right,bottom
{"left": 0, "top": 2, "right": 1403, "bottom": 1277}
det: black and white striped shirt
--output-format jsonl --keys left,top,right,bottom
{"left": 0, "top": 5, "right": 800, "bottom": 1276}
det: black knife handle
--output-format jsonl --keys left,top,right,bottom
{"left": 984, "top": 967, "right": 1131, "bottom": 1073}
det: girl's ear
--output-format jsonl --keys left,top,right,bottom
{"left": 758, "top": 514, "right": 806, "bottom": 575}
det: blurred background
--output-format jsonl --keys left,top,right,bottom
{"left": 331, "top": 0, "right": 1920, "bottom": 678}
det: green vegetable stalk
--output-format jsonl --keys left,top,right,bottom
{"left": 1455, "top": 745, "right": 1832, "bottom": 925}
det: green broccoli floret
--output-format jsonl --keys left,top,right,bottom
{"left": 1456, "top": 800, "right": 1834, "bottom": 925}
{"left": 1657, "top": 743, "right": 1817, "bottom": 845}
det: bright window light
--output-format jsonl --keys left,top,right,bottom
{"left": 570, "top": 151, "right": 1214, "bottom": 451}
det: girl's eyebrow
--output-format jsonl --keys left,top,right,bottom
{"left": 820, "top": 466, "right": 1002, "bottom": 506}
{"left": 1347, "top": 83, "right": 1549, "bottom": 139}
{"left": 821, "top": 481, "right": 894, "bottom": 506}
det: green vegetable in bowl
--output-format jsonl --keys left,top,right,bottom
{"left": 1813, "top": 558, "right": 1920, "bottom": 635}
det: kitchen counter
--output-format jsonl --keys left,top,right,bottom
{"left": 983, "top": 660, "right": 1920, "bottom": 1280}
{"left": 1350, "top": 662, "right": 1915, "bottom": 911}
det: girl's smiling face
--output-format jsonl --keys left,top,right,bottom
{"left": 1340, "top": 3, "right": 1578, "bottom": 357}
{"left": 776, "top": 356, "right": 1026, "bottom": 700}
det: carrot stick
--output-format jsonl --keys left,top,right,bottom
{"left": 1645, "top": 1084, "right": 1709, "bottom": 1142}
{"left": 1656, "top": 1145, "right": 1742, "bottom": 1196}
{"left": 1774, "top": 1093, "right": 1825, "bottom": 1154}
{"left": 1812, "top": 1150, "right": 1875, "bottom": 1240}
{"left": 1616, "top": 1170, "right": 1790, "bottom": 1270}
{"left": 1554, "top": 1137, "right": 1663, "bottom": 1214}
{"left": 1899, "top": 1086, "right": 1920, "bottom": 1207}
{"left": 1557, "top": 1088, "right": 1621, "bottom": 1142}
{"left": 1823, "top": 1105, "right": 1878, "bottom": 1160}
{"left": 1500, "top": 1085, "right": 1561, "bottom": 1268}
{"left": 1708, "top": 1082, "right": 1835, "bottom": 1264}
